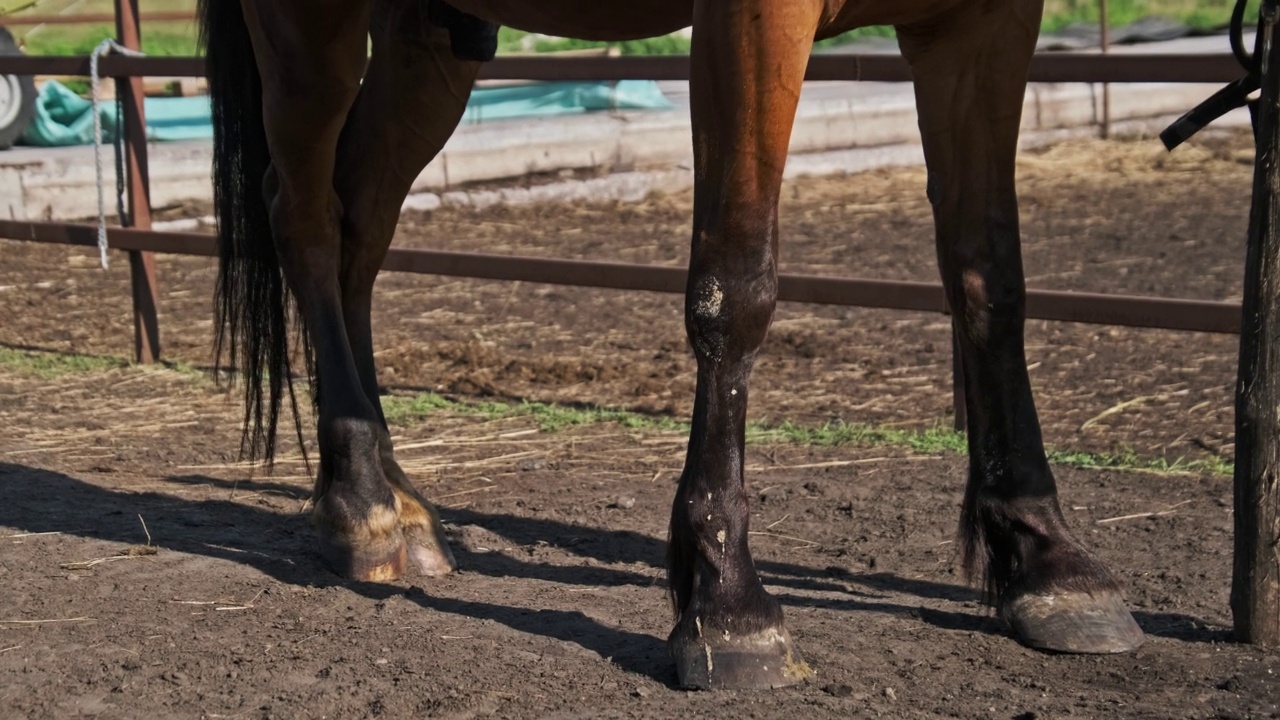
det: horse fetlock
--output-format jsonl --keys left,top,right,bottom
{"left": 963, "top": 494, "right": 1141, "bottom": 652}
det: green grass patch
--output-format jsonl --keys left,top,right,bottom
{"left": 381, "top": 392, "right": 686, "bottom": 433}
{"left": 0, "top": 344, "right": 1235, "bottom": 478}
{"left": 0, "top": 346, "right": 127, "bottom": 377}
{"left": 382, "top": 390, "right": 1232, "bottom": 477}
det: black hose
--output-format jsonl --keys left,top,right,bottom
{"left": 1232, "top": 0, "right": 1254, "bottom": 71}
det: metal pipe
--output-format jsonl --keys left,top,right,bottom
{"left": 0, "top": 220, "right": 1244, "bottom": 335}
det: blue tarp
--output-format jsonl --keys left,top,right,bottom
{"left": 20, "top": 78, "right": 673, "bottom": 147}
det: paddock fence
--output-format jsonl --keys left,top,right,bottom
{"left": 0, "top": 0, "right": 1249, "bottom": 370}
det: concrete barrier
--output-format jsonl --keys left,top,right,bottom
{"left": 0, "top": 80, "right": 1244, "bottom": 221}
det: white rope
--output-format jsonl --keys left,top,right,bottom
{"left": 90, "top": 38, "right": 145, "bottom": 270}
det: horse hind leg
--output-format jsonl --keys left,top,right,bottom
{"left": 238, "top": 1, "right": 416, "bottom": 581}
{"left": 666, "top": 0, "right": 823, "bottom": 691}
{"left": 899, "top": 0, "right": 1143, "bottom": 653}
{"left": 333, "top": 0, "right": 486, "bottom": 576}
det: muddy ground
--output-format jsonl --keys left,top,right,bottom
{"left": 1, "top": 130, "right": 1276, "bottom": 718}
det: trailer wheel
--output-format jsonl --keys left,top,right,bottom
{"left": 0, "top": 27, "right": 38, "bottom": 150}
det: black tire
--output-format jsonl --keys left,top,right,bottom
{"left": 0, "top": 27, "right": 37, "bottom": 150}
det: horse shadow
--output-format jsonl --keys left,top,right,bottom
{"left": 0, "top": 462, "right": 1229, "bottom": 687}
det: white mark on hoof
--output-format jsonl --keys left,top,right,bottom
{"left": 694, "top": 277, "right": 724, "bottom": 319}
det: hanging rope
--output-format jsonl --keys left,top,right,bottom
{"left": 90, "top": 38, "right": 145, "bottom": 269}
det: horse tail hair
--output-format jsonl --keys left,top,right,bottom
{"left": 199, "top": 0, "right": 308, "bottom": 465}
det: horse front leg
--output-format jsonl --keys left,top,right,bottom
{"left": 333, "top": 0, "right": 486, "bottom": 576}
{"left": 899, "top": 0, "right": 1144, "bottom": 653}
{"left": 666, "top": 0, "right": 822, "bottom": 691}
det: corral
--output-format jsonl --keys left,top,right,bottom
{"left": 3, "top": 0, "right": 1280, "bottom": 716}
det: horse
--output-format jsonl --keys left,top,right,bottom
{"left": 198, "top": 0, "right": 1145, "bottom": 691}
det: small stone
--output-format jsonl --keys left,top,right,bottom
{"left": 632, "top": 687, "right": 651, "bottom": 698}
{"left": 822, "top": 683, "right": 854, "bottom": 698}
{"left": 884, "top": 686, "right": 897, "bottom": 701}
{"left": 374, "top": 658, "right": 389, "bottom": 666}
{"left": 1219, "top": 676, "right": 1242, "bottom": 692}
{"left": 608, "top": 497, "right": 636, "bottom": 510}
{"left": 518, "top": 458, "right": 547, "bottom": 472}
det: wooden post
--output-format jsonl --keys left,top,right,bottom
{"left": 1099, "top": 0, "right": 1111, "bottom": 139}
{"left": 115, "top": 0, "right": 160, "bottom": 363}
{"left": 1233, "top": 0, "right": 1280, "bottom": 647}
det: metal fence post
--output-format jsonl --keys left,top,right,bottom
{"left": 1099, "top": 0, "right": 1111, "bottom": 138}
{"left": 115, "top": 0, "right": 160, "bottom": 363}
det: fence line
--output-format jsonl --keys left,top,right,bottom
{"left": 1, "top": 11, "right": 192, "bottom": 26}
{"left": 0, "top": 219, "right": 1244, "bottom": 336}
{"left": 0, "top": 15, "right": 1249, "bottom": 364}
{"left": 0, "top": 52, "right": 1244, "bottom": 83}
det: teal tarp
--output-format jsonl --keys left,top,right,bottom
{"left": 20, "top": 78, "right": 672, "bottom": 147}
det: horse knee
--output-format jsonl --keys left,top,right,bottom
{"left": 684, "top": 260, "right": 777, "bottom": 367}
{"left": 951, "top": 264, "right": 1025, "bottom": 347}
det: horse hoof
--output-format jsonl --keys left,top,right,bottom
{"left": 1004, "top": 590, "right": 1144, "bottom": 654}
{"left": 318, "top": 529, "right": 408, "bottom": 582}
{"left": 404, "top": 526, "right": 456, "bottom": 577}
{"left": 670, "top": 624, "right": 813, "bottom": 690}
{"left": 389, "top": 484, "right": 457, "bottom": 577}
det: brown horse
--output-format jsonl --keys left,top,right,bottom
{"left": 199, "top": 0, "right": 1145, "bottom": 690}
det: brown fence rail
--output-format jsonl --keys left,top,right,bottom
{"left": 0, "top": 219, "right": 1244, "bottom": 335}
{"left": 0, "top": 52, "right": 1244, "bottom": 83}
{"left": 0, "top": 11, "right": 192, "bottom": 25}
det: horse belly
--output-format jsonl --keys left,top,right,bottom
{"left": 449, "top": 0, "right": 693, "bottom": 41}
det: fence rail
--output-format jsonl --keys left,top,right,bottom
{"left": 0, "top": 219, "right": 1244, "bottom": 335}
{"left": 0, "top": 52, "right": 1244, "bottom": 83}
{"left": 1, "top": 11, "right": 192, "bottom": 25}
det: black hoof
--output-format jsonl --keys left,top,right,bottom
{"left": 670, "top": 622, "right": 813, "bottom": 690}
{"left": 1004, "top": 590, "right": 1144, "bottom": 654}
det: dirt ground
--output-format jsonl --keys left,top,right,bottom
{"left": 1, "top": 130, "right": 1276, "bottom": 719}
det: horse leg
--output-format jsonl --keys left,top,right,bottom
{"left": 240, "top": 2, "right": 413, "bottom": 581}
{"left": 333, "top": 0, "right": 484, "bottom": 576}
{"left": 666, "top": 0, "right": 822, "bottom": 690}
{"left": 899, "top": 0, "right": 1144, "bottom": 652}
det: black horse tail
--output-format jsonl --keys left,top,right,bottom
{"left": 199, "top": 0, "right": 309, "bottom": 465}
